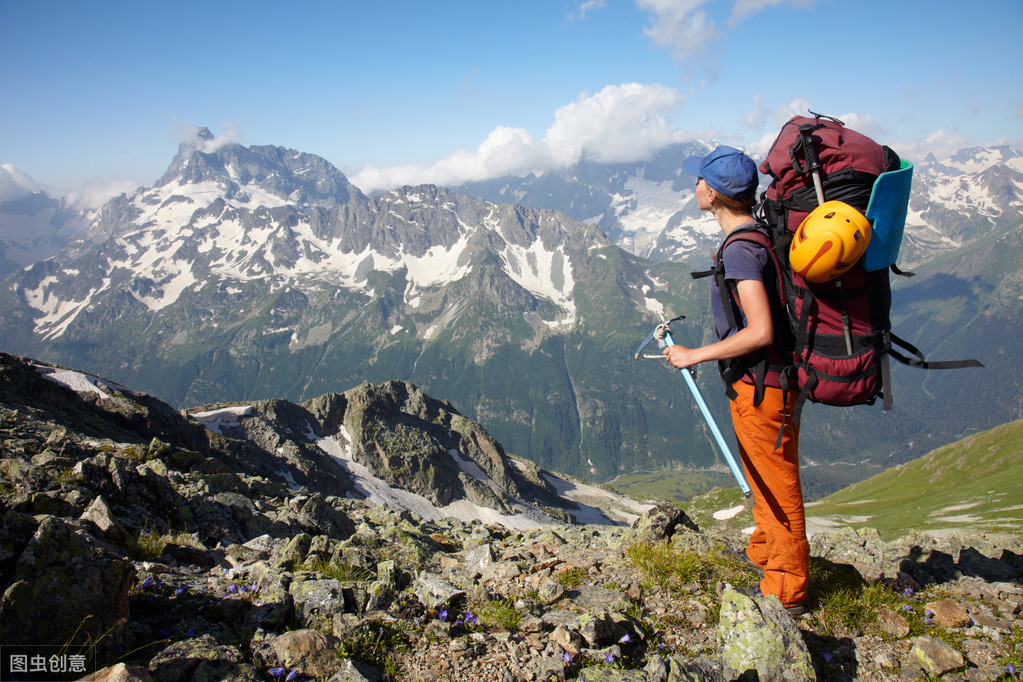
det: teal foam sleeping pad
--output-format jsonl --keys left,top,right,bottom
{"left": 863, "top": 159, "right": 914, "bottom": 272}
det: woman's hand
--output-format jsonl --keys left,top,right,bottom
{"left": 663, "top": 344, "right": 699, "bottom": 370}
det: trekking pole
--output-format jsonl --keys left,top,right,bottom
{"left": 794, "top": 123, "right": 826, "bottom": 207}
{"left": 635, "top": 317, "right": 751, "bottom": 498}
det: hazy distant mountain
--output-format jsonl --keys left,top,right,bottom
{"left": 452, "top": 141, "right": 721, "bottom": 263}
{"left": 0, "top": 131, "right": 1019, "bottom": 490}
{"left": 0, "top": 164, "right": 90, "bottom": 278}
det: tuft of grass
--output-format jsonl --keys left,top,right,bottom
{"left": 336, "top": 619, "right": 408, "bottom": 672}
{"left": 813, "top": 583, "right": 901, "bottom": 636}
{"left": 477, "top": 597, "right": 522, "bottom": 632}
{"left": 626, "top": 541, "right": 710, "bottom": 591}
{"left": 129, "top": 528, "right": 167, "bottom": 561}
{"left": 554, "top": 566, "right": 587, "bottom": 588}
{"left": 625, "top": 541, "right": 760, "bottom": 593}
{"left": 301, "top": 556, "right": 374, "bottom": 583}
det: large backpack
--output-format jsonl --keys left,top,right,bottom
{"left": 713, "top": 113, "right": 981, "bottom": 426}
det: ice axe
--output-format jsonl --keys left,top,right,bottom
{"left": 793, "top": 112, "right": 855, "bottom": 353}
{"left": 635, "top": 315, "right": 751, "bottom": 498}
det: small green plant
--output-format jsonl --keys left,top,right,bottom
{"left": 625, "top": 541, "right": 712, "bottom": 591}
{"left": 336, "top": 620, "right": 407, "bottom": 672}
{"left": 813, "top": 582, "right": 900, "bottom": 636}
{"left": 301, "top": 556, "right": 374, "bottom": 582}
{"left": 129, "top": 528, "right": 167, "bottom": 561}
{"left": 554, "top": 566, "right": 587, "bottom": 588}
{"left": 53, "top": 468, "right": 83, "bottom": 486}
{"left": 478, "top": 597, "right": 522, "bottom": 631}
{"left": 998, "top": 625, "right": 1022, "bottom": 676}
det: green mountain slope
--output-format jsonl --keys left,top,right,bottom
{"left": 804, "top": 419, "right": 1023, "bottom": 539}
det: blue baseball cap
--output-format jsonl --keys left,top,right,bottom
{"left": 682, "top": 146, "right": 759, "bottom": 200}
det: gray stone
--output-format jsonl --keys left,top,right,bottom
{"left": 79, "top": 495, "right": 129, "bottom": 542}
{"left": 271, "top": 628, "right": 343, "bottom": 679}
{"left": 290, "top": 576, "right": 344, "bottom": 627}
{"left": 909, "top": 635, "right": 965, "bottom": 676}
{"left": 717, "top": 585, "right": 816, "bottom": 681}
{"left": 464, "top": 542, "right": 494, "bottom": 575}
{"left": 413, "top": 572, "right": 465, "bottom": 610}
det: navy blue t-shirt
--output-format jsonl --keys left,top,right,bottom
{"left": 709, "top": 231, "right": 772, "bottom": 342}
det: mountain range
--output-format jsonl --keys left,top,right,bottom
{"left": 0, "top": 128, "right": 1020, "bottom": 490}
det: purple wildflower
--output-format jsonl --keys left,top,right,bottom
{"left": 141, "top": 576, "right": 156, "bottom": 590}
{"left": 268, "top": 667, "right": 285, "bottom": 679}
{"left": 901, "top": 605, "right": 913, "bottom": 612}
{"left": 228, "top": 584, "right": 238, "bottom": 593}
{"left": 925, "top": 609, "right": 934, "bottom": 618}
{"left": 174, "top": 586, "right": 186, "bottom": 596}
{"left": 464, "top": 612, "right": 479, "bottom": 626}
{"left": 619, "top": 633, "right": 632, "bottom": 644}
{"left": 438, "top": 608, "right": 448, "bottom": 622}
{"left": 285, "top": 670, "right": 298, "bottom": 681}
{"left": 822, "top": 652, "right": 833, "bottom": 663}
{"left": 902, "top": 587, "right": 914, "bottom": 597}
{"left": 1006, "top": 665, "right": 1016, "bottom": 674}
{"left": 603, "top": 652, "right": 615, "bottom": 665}
{"left": 924, "top": 617, "right": 933, "bottom": 625}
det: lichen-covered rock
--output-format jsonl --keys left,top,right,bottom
{"left": 909, "top": 635, "right": 966, "bottom": 676}
{"left": 626, "top": 504, "right": 700, "bottom": 544}
{"left": 717, "top": 586, "right": 816, "bottom": 681}
{"left": 0, "top": 516, "right": 134, "bottom": 659}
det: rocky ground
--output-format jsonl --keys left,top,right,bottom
{"left": 1, "top": 352, "right": 1021, "bottom": 681}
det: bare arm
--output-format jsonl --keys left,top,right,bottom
{"left": 663, "top": 278, "right": 774, "bottom": 370}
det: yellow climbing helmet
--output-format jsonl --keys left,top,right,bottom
{"left": 789, "top": 201, "right": 872, "bottom": 283}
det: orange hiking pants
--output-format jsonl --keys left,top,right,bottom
{"left": 729, "top": 380, "right": 809, "bottom": 608}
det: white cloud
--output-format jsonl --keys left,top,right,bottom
{"left": 0, "top": 163, "right": 44, "bottom": 202}
{"left": 64, "top": 179, "right": 141, "bottom": 210}
{"left": 575, "top": 0, "right": 607, "bottom": 19}
{"left": 351, "top": 83, "right": 686, "bottom": 193}
{"left": 728, "top": 0, "right": 814, "bottom": 27}
{"left": 741, "top": 94, "right": 770, "bottom": 130}
{"left": 543, "top": 83, "right": 685, "bottom": 164}
{"left": 774, "top": 98, "right": 813, "bottom": 127}
{"left": 174, "top": 124, "right": 243, "bottom": 154}
{"left": 895, "top": 129, "right": 971, "bottom": 162}
{"left": 637, "top": 0, "right": 720, "bottom": 61}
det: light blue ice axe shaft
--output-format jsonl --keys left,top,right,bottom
{"left": 662, "top": 329, "right": 751, "bottom": 498}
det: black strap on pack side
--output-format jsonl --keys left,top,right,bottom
{"left": 888, "top": 332, "right": 984, "bottom": 371}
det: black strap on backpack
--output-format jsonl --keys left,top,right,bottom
{"left": 692, "top": 223, "right": 795, "bottom": 422}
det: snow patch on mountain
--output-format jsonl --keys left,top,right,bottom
{"left": 500, "top": 240, "right": 576, "bottom": 320}
{"left": 612, "top": 176, "right": 685, "bottom": 257}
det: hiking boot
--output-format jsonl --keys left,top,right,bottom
{"left": 717, "top": 548, "right": 765, "bottom": 576}
{"left": 733, "top": 584, "right": 808, "bottom": 616}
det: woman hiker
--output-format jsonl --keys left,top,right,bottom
{"left": 663, "top": 145, "right": 809, "bottom": 615}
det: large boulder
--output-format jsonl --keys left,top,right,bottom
{"left": 0, "top": 516, "right": 135, "bottom": 660}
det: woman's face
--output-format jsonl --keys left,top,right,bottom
{"left": 695, "top": 177, "right": 714, "bottom": 211}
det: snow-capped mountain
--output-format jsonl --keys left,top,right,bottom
{"left": 0, "top": 130, "right": 701, "bottom": 480}
{"left": 452, "top": 141, "right": 723, "bottom": 263}
{"left": 0, "top": 130, "right": 1020, "bottom": 489}
{"left": 453, "top": 142, "right": 1023, "bottom": 270}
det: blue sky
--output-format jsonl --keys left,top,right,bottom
{"left": 2, "top": 0, "right": 1021, "bottom": 204}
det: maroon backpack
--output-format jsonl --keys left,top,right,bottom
{"left": 746, "top": 113, "right": 979, "bottom": 425}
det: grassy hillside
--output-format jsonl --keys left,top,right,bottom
{"left": 803, "top": 418, "right": 1023, "bottom": 540}
{"left": 618, "top": 419, "right": 1023, "bottom": 540}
